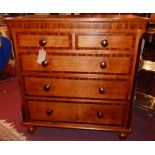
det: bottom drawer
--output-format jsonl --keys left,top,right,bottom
{"left": 27, "top": 100, "right": 128, "bottom": 126}
{"left": 27, "top": 101, "right": 77, "bottom": 122}
{"left": 77, "top": 104, "right": 127, "bottom": 126}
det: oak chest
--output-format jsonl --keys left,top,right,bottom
{"left": 5, "top": 14, "right": 148, "bottom": 139}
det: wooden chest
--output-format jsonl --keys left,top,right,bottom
{"left": 5, "top": 14, "right": 148, "bottom": 139}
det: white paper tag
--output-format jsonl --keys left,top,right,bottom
{"left": 37, "top": 49, "right": 46, "bottom": 64}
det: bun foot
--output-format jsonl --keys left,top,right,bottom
{"left": 27, "top": 126, "right": 36, "bottom": 135}
{"left": 118, "top": 132, "right": 128, "bottom": 140}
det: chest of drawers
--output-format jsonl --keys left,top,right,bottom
{"left": 5, "top": 14, "right": 148, "bottom": 139}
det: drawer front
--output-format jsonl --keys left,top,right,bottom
{"left": 24, "top": 77, "right": 129, "bottom": 100}
{"left": 16, "top": 32, "right": 72, "bottom": 49}
{"left": 21, "top": 54, "right": 131, "bottom": 74}
{"left": 27, "top": 101, "right": 77, "bottom": 122}
{"left": 77, "top": 104, "right": 127, "bottom": 125}
{"left": 76, "top": 33, "right": 134, "bottom": 50}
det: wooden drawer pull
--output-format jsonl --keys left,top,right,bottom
{"left": 43, "top": 84, "right": 51, "bottom": 92}
{"left": 41, "top": 60, "right": 48, "bottom": 67}
{"left": 46, "top": 108, "right": 53, "bottom": 116}
{"left": 100, "top": 61, "right": 107, "bottom": 69}
{"left": 39, "top": 39, "right": 47, "bottom": 47}
{"left": 97, "top": 111, "right": 104, "bottom": 119}
{"left": 99, "top": 87, "right": 105, "bottom": 94}
{"left": 101, "top": 39, "right": 108, "bottom": 47}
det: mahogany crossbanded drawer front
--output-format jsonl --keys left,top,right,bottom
{"left": 76, "top": 33, "right": 134, "bottom": 50}
{"left": 21, "top": 54, "right": 131, "bottom": 74}
{"left": 27, "top": 101, "right": 128, "bottom": 126}
{"left": 77, "top": 103, "right": 128, "bottom": 125}
{"left": 24, "top": 76, "right": 129, "bottom": 100}
{"left": 27, "top": 101, "right": 77, "bottom": 122}
{"left": 16, "top": 32, "right": 72, "bottom": 49}
{"left": 5, "top": 14, "right": 148, "bottom": 139}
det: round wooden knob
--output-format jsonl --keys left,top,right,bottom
{"left": 39, "top": 39, "right": 47, "bottom": 47}
{"left": 101, "top": 39, "right": 108, "bottom": 47}
{"left": 41, "top": 60, "right": 48, "bottom": 67}
{"left": 97, "top": 111, "right": 104, "bottom": 119}
{"left": 43, "top": 84, "right": 50, "bottom": 91}
{"left": 99, "top": 87, "right": 105, "bottom": 94}
{"left": 46, "top": 108, "right": 53, "bottom": 116}
{"left": 100, "top": 61, "right": 107, "bottom": 69}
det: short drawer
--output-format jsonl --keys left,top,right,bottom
{"left": 27, "top": 101, "right": 77, "bottom": 122}
{"left": 77, "top": 104, "right": 127, "bottom": 125}
{"left": 16, "top": 32, "right": 72, "bottom": 49}
{"left": 24, "top": 76, "right": 129, "bottom": 100}
{"left": 76, "top": 33, "right": 134, "bottom": 50}
{"left": 21, "top": 54, "right": 131, "bottom": 74}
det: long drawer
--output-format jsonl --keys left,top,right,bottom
{"left": 27, "top": 100, "right": 127, "bottom": 126}
{"left": 21, "top": 54, "right": 131, "bottom": 74}
{"left": 24, "top": 76, "right": 129, "bottom": 100}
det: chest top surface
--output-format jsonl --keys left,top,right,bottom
{"left": 4, "top": 14, "right": 149, "bottom": 21}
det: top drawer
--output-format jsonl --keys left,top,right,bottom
{"left": 76, "top": 33, "right": 135, "bottom": 50}
{"left": 15, "top": 32, "right": 72, "bottom": 49}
